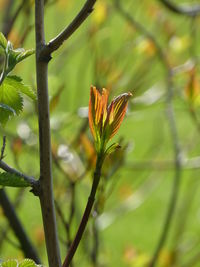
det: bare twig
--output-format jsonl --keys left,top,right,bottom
{"left": 39, "top": 0, "right": 97, "bottom": 60}
{"left": 0, "top": 189, "right": 41, "bottom": 262}
{"left": 158, "top": 0, "right": 200, "bottom": 17}
{"left": 0, "top": 188, "right": 25, "bottom": 249}
{"left": 35, "top": 1, "right": 61, "bottom": 267}
{"left": 114, "top": 2, "right": 182, "bottom": 267}
{"left": 0, "top": 2, "right": 41, "bottom": 262}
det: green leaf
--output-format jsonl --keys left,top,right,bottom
{"left": 0, "top": 103, "right": 16, "bottom": 115}
{"left": 105, "top": 143, "right": 121, "bottom": 155}
{"left": 5, "top": 45, "right": 34, "bottom": 75}
{"left": 0, "top": 76, "right": 36, "bottom": 125}
{"left": 0, "top": 81, "right": 23, "bottom": 125}
{"left": 16, "top": 49, "right": 35, "bottom": 62}
{"left": 0, "top": 259, "right": 41, "bottom": 267}
{"left": 0, "top": 32, "right": 7, "bottom": 49}
{"left": 6, "top": 76, "right": 36, "bottom": 100}
{"left": 18, "top": 259, "right": 38, "bottom": 267}
{"left": 1, "top": 259, "right": 18, "bottom": 267}
{"left": 0, "top": 172, "right": 30, "bottom": 187}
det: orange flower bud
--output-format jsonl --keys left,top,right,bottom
{"left": 89, "top": 86, "right": 132, "bottom": 153}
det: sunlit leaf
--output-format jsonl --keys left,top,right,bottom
{"left": 0, "top": 81, "right": 23, "bottom": 125}
{"left": 6, "top": 76, "right": 36, "bottom": 100}
{"left": 0, "top": 259, "right": 41, "bottom": 267}
{"left": 18, "top": 259, "right": 38, "bottom": 267}
{"left": 0, "top": 76, "right": 36, "bottom": 125}
{"left": 1, "top": 259, "right": 18, "bottom": 267}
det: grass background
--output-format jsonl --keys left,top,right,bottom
{"left": 1, "top": 0, "right": 200, "bottom": 266}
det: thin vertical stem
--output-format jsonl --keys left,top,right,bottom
{"left": 62, "top": 156, "right": 103, "bottom": 267}
{"left": 0, "top": 189, "right": 41, "bottom": 263}
{"left": 35, "top": 1, "right": 61, "bottom": 267}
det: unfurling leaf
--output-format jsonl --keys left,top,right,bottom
{"left": 0, "top": 32, "right": 34, "bottom": 78}
{"left": 0, "top": 32, "right": 35, "bottom": 126}
{"left": 88, "top": 86, "right": 132, "bottom": 154}
{"left": 105, "top": 143, "right": 121, "bottom": 155}
{"left": 6, "top": 47, "right": 35, "bottom": 75}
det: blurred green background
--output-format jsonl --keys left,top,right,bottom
{"left": 1, "top": 0, "right": 200, "bottom": 266}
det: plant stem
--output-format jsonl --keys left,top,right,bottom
{"left": 35, "top": 1, "right": 61, "bottom": 267}
{"left": 62, "top": 155, "right": 103, "bottom": 267}
{"left": 0, "top": 189, "right": 41, "bottom": 263}
{"left": 39, "top": 0, "right": 96, "bottom": 59}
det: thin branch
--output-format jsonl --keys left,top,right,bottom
{"left": 0, "top": 159, "right": 37, "bottom": 187}
{"left": 62, "top": 155, "right": 104, "bottom": 267}
{"left": 0, "top": 2, "right": 40, "bottom": 262}
{"left": 158, "top": 0, "right": 200, "bottom": 17}
{"left": 39, "top": 0, "right": 97, "bottom": 60}
{"left": 0, "top": 188, "right": 25, "bottom": 250}
{"left": 0, "top": 189, "right": 41, "bottom": 263}
{"left": 114, "top": 2, "right": 182, "bottom": 267}
{"left": 35, "top": 1, "right": 61, "bottom": 267}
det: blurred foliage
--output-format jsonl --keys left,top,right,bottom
{"left": 0, "top": 0, "right": 200, "bottom": 267}
{"left": 0, "top": 259, "right": 41, "bottom": 267}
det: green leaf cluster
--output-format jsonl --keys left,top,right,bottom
{"left": 0, "top": 32, "right": 34, "bottom": 77}
{"left": 0, "top": 32, "right": 36, "bottom": 126}
{"left": 0, "top": 259, "right": 41, "bottom": 267}
{"left": 0, "top": 172, "right": 31, "bottom": 188}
